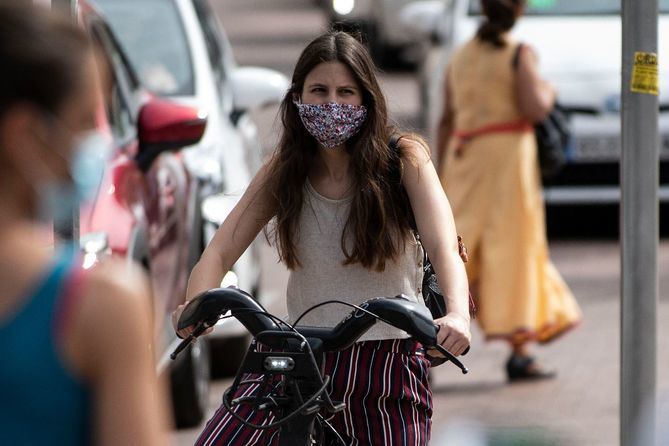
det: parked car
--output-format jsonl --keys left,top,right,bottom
{"left": 77, "top": 0, "right": 210, "bottom": 428}
{"left": 402, "top": 0, "right": 669, "bottom": 206}
{"left": 322, "top": 0, "right": 428, "bottom": 66}
{"left": 93, "top": 0, "right": 289, "bottom": 380}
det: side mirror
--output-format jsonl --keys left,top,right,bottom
{"left": 136, "top": 98, "right": 207, "bottom": 172}
{"left": 399, "top": 0, "right": 447, "bottom": 41}
{"left": 230, "top": 66, "right": 289, "bottom": 117}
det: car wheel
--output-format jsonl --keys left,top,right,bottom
{"left": 189, "top": 190, "right": 206, "bottom": 273}
{"left": 208, "top": 334, "right": 252, "bottom": 378}
{"left": 170, "top": 340, "right": 211, "bottom": 429}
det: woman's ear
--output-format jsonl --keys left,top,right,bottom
{"left": 292, "top": 91, "right": 301, "bottom": 104}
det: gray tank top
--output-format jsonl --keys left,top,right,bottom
{"left": 286, "top": 180, "right": 427, "bottom": 342}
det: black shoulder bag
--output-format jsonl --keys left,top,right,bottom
{"left": 513, "top": 43, "right": 572, "bottom": 181}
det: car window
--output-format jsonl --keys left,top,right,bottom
{"left": 94, "top": 0, "right": 195, "bottom": 97}
{"left": 192, "top": 0, "right": 229, "bottom": 82}
{"left": 468, "top": 0, "right": 669, "bottom": 15}
{"left": 89, "top": 23, "right": 136, "bottom": 141}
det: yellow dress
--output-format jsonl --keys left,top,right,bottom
{"left": 441, "top": 37, "right": 581, "bottom": 344}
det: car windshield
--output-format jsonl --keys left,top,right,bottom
{"left": 94, "top": 0, "right": 194, "bottom": 96}
{"left": 468, "top": 0, "right": 669, "bottom": 16}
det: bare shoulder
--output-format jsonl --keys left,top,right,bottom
{"left": 76, "top": 259, "right": 151, "bottom": 337}
{"left": 62, "top": 258, "right": 152, "bottom": 377}
{"left": 397, "top": 133, "right": 432, "bottom": 168}
{"left": 85, "top": 259, "right": 150, "bottom": 308}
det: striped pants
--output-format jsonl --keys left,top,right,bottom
{"left": 195, "top": 338, "right": 433, "bottom": 446}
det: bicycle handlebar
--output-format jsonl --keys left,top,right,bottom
{"left": 178, "top": 287, "right": 280, "bottom": 334}
{"left": 175, "top": 287, "right": 468, "bottom": 372}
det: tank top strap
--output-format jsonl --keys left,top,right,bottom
{"left": 52, "top": 246, "right": 86, "bottom": 340}
{"left": 0, "top": 245, "right": 77, "bottom": 331}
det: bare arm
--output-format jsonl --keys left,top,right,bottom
{"left": 514, "top": 44, "right": 556, "bottom": 122}
{"left": 68, "top": 261, "right": 169, "bottom": 446}
{"left": 435, "top": 67, "right": 454, "bottom": 174}
{"left": 173, "top": 163, "right": 276, "bottom": 336}
{"left": 399, "top": 137, "right": 471, "bottom": 356}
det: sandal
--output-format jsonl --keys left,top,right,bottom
{"left": 505, "top": 355, "right": 556, "bottom": 382}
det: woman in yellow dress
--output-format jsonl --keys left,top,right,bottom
{"left": 436, "top": 0, "right": 581, "bottom": 381}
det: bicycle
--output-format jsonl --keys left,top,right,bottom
{"left": 171, "top": 287, "right": 469, "bottom": 445}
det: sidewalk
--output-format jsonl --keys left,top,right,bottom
{"left": 172, "top": 240, "right": 668, "bottom": 445}
{"left": 428, "top": 240, "right": 669, "bottom": 446}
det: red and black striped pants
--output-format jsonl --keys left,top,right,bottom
{"left": 195, "top": 338, "right": 433, "bottom": 446}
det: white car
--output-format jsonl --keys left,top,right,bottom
{"left": 323, "top": 0, "right": 428, "bottom": 66}
{"left": 403, "top": 0, "right": 669, "bottom": 205}
{"left": 94, "top": 0, "right": 289, "bottom": 422}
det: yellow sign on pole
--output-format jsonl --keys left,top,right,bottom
{"left": 631, "top": 51, "right": 659, "bottom": 95}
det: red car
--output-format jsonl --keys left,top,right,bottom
{"left": 75, "top": 1, "right": 211, "bottom": 428}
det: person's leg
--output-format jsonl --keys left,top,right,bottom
{"left": 323, "top": 340, "right": 433, "bottom": 446}
{"left": 505, "top": 339, "right": 556, "bottom": 382}
{"left": 195, "top": 343, "right": 282, "bottom": 446}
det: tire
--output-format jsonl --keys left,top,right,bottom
{"left": 170, "top": 340, "right": 211, "bottom": 429}
{"left": 208, "top": 334, "right": 252, "bottom": 378}
{"left": 188, "top": 188, "right": 205, "bottom": 273}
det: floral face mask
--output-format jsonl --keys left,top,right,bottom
{"left": 293, "top": 101, "right": 367, "bottom": 149}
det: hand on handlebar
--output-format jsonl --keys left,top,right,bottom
{"left": 172, "top": 302, "right": 214, "bottom": 339}
{"left": 430, "top": 312, "right": 471, "bottom": 357}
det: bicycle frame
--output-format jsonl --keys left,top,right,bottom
{"left": 172, "top": 288, "right": 469, "bottom": 445}
{"left": 226, "top": 331, "right": 343, "bottom": 445}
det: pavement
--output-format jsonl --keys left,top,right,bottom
{"left": 173, "top": 239, "right": 669, "bottom": 446}
{"left": 427, "top": 240, "right": 669, "bottom": 446}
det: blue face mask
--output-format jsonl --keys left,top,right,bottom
{"left": 34, "top": 129, "right": 111, "bottom": 225}
{"left": 68, "top": 130, "right": 111, "bottom": 202}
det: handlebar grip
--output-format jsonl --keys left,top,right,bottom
{"left": 170, "top": 322, "right": 210, "bottom": 360}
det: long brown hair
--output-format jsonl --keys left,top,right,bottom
{"left": 264, "top": 31, "right": 416, "bottom": 271}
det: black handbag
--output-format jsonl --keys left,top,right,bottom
{"left": 534, "top": 103, "right": 571, "bottom": 180}
{"left": 513, "top": 44, "right": 572, "bottom": 181}
{"left": 414, "top": 232, "right": 446, "bottom": 319}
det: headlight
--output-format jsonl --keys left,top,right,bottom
{"left": 263, "top": 356, "right": 295, "bottom": 372}
{"left": 333, "top": 0, "right": 355, "bottom": 15}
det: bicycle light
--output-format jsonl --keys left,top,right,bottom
{"left": 264, "top": 356, "right": 295, "bottom": 372}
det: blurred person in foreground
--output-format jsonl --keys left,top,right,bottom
{"left": 0, "top": 2, "right": 168, "bottom": 444}
{"left": 174, "top": 30, "right": 471, "bottom": 445}
{"left": 436, "top": 0, "right": 581, "bottom": 381}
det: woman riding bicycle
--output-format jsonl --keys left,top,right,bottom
{"left": 174, "top": 30, "right": 471, "bottom": 445}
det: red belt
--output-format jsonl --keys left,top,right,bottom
{"left": 453, "top": 120, "right": 532, "bottom": 155}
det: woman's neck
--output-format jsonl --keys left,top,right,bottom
{"left": 308, "top": 146, "right": 354, "bottom": 200}
{"left": 314, "top": 146, "right": 351, "bottom": 182}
